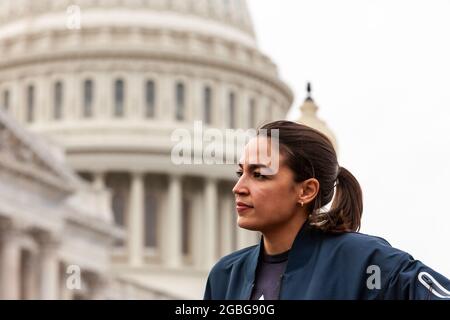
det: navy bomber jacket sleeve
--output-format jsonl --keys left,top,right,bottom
{"left": 204, "top": 224, "right": 450, "bottom": 300}
{"left": 379, "top": 252, "right": 450, "bottom": 299}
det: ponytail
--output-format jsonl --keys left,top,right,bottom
{"left": 309, "top": 166, "right": 363, "bottom": 232}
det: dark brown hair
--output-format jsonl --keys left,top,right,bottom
{"left": 258, "top": 120, "right": 363, "bottom": 233}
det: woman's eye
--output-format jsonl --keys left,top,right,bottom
{"left": 235, "top": 171, "right": 267, "bottom": 180}
{"left": 253, "top": 172, "right": 266, "bottom": 179}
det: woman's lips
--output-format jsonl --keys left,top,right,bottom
{"left": 236, "top": 202, "right": 254, "bottom": 213}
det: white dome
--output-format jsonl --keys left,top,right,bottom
{"left": 0, "top": 0, "right": 256, "bottom": 47}
{"left": 0, "top": 0, "right": 286, "bottom": 95}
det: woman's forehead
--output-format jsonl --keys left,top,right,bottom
{"left": 240, "top": 136, "right": 278, "bottom": 159}
{"left": 239, "top": 137, "right": 284, "bottom": 174}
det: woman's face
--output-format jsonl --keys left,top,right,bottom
{"left": 232, "top": 136, "right": 303, "bottom": 232}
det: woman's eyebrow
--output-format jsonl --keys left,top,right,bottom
{"left": 238, "top": 163, "right": 268, "bottom": 171}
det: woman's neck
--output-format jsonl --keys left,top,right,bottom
{"left": 262, "top": 213, "right": 307, "bottom": 255}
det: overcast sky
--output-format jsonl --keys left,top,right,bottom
{"left": 248, "top": 0, "right": 450, "bottom": 275}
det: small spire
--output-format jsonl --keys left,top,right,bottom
{"left": 306, "top": 82, "right": 313, "bottom": 101}
{"left": 297, "top": 82, "right": 339, "bottom": 154}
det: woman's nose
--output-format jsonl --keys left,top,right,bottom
{"left": 232, "top": 177, "right": 249, "bottom": 195}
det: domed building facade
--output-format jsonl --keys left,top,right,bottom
{"left": 0, "top": 0, "right": 293, "bottom": 299}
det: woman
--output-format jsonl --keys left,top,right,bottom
{"left": 204, "top": 120, "right": 450, "bottom": 300}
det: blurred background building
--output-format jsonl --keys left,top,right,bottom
{"left": 0, "top": 0, "right": 337, "bottom": 299}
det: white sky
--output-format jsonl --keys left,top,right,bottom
{"left": 248, "top": 0, "right": 450, "bottom": 276}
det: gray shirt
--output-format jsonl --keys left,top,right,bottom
{"left": 250, "top": 249, "right": 290, "bottom": 300}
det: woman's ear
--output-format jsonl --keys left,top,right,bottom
{"left": 298, "top": 178, "right": 320, "bottom": 206}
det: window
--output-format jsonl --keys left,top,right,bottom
{"left": 26, "top": 85, "right": 34, "bottom": 123}
{"left": 53, "top": 81, "right": 63, "bottom": 120}
{"left": 83, "top": 79, "right": 94, "bottom": 118}
{"left": 175, "top": 82, "right": 185, "bottom": 121}
{"left": 144, "top": 193, "right": 158, "bottom": 248}
{"left": 145, "top": 80, "right": 155, "bottom": 118}
{"left": 249, "top": 98, "right": 256, "bottom": 128}
{"left": 114, "top": 79, "right": 125, "bottom": 117}
{"left": 2, "top": 90, "right": 9, "bottom": 111}
{"left": 203, "top": 86, "right": 212, "bottom": 125}
{"left": 228, "top": 92, "right": 236, "bottom": 128}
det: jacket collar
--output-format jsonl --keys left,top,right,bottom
{"left": 244, "top": 221, "right": 317, "bottom": 283}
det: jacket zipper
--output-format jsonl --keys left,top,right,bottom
{"left": 418, "top": 271, "right": 450, "bottom": 299}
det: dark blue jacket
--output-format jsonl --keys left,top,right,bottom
{"left": 204, "top": 224, "right": 450, "bottom": 300}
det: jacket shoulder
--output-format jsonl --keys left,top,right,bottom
{"left": 338, "top": 230, "right": 391, "bottom": 245}
{"left": 328, "top": 230, "right": 397, "bottom": 252}
{"left": 321, "top": 230, "right": 409, "bottom": 266}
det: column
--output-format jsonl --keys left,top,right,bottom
{"left": 165, "top": 175, "right": 182, "bottom": 268}
{"left": 204, "top": 178, "right": 218, "bottom": 268}
{"left": 128, "top": 172, "right": 144, "bottom": 267}
{"left": 0, "top": 226, "right": 21, "bottom": 299}
{"left": 37, "top": 234, "right": 60, "bottom": 300}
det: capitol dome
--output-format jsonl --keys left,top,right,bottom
{"left": 0, "top": 0, "right": 293, "bottom": 299}
{"left": 0, "top": 0, "right": 257, "bottom": 40}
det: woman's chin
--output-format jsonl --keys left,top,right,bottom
{"left": 237, "top": 217, "right": 259, "bottom": 231}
